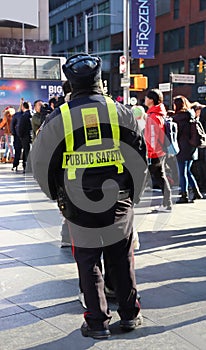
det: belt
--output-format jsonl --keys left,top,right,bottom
{"left": 118, "top": 190, "right": 130, "bottom": 200}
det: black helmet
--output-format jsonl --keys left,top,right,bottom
{"left": 62, "top": 53, "right": 102, "bottom": 88}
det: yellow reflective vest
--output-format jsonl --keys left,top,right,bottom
{"left": 60, "top": 96, "right": 125, "bottom": 180}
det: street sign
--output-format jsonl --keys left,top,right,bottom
{"left": 159, "top": 82, "right": 171, "bottom": 92}
{"left": 119, "top": 55, "right": 126, "bottom": 74}
{"left": 171, "top": 74, "right": 195, "bottom": 84}
{"left": 121, "top": 77, "right": 130, "bottom": 87}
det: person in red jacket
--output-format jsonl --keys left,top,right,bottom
{"left": 144, "top": 89, "right": 172, "bottom": 212}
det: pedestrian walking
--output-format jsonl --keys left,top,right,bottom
{"left": 11, "top": 100, "right": 23, "bottom": 171}
{"left": 18, "top": 101, "right": 32, "bottom": 173}
{"left": 31, "top": 53, "right": 146, "bottom": 339}
{"left": 197, "top": 107, "right": 206, "bottom": 195}
{"left": 173, "top": 95, "right": 203, "bottom": 203}
{"left": 0, "top": 107, "right": 15, "bottom": 163}
{"left": 144, "top": 88, "right": 172, "bottom": 212}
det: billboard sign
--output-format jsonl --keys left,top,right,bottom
{"left": 0, "top": 79, "right": 63, "bottom": 114}
{"left": 131, "top": 0, "right": 156, "bottom": 59}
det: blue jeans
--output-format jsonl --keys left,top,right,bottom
{"left": 177, "top": 160, "right": 198, "bottom": 193}
{"left": 3, "top": 134, "right": 14, "bottom": 158}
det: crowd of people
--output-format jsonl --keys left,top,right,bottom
{"left": 1, "top": 86, "right": 205, "bottom": 201}
{"left": 0, "top": 94, "right": 66, "bottom": 172}
{"left": 122, "top": 90, "right": 206, "bottom": 209}
{"left": 1, "top": 54, "right": 206, "bottom": 339}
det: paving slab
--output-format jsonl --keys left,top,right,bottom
{"left": 0, "top": 163, "right": 206, "bottom": 349}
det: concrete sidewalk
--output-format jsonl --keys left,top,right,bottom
{"left": 0, "top": 162, "right": 206, "bottom": 350}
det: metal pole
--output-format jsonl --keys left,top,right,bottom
{"left": 123, "top": 0, "right": 130, "bottom": 105}
{"left": 85, "top": 14, "right": 88, "bottom": 53}
{"left": 22, "top": 22, "right": 26, "bottom": 55}
{"left": 169, "top": 73, "right": 173, "bottom": 110}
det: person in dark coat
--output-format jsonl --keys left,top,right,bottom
{"left": 31, "top": 53, "right": 146, "bottom": 339}
{"left": 173, "top": 95, "right": 203, "bottom": 203}
{"left": 11, "top": 108, "right": 23, "bottom": 171}
{"left": 196, "top": 107, "right": 206, "bottom": 194}
{"left": 31, "top": 100, "right": 44, "bottom": 141}
{"left": 18, "top": 101, "right": 32, "bottom": 173}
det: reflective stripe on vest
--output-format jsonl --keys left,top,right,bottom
{"left": 60, "top": 96, "right": 124, "bottom": 180}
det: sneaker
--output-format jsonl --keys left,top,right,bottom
{"left": 120, "top": 312, "right": 143, "bottom": 331}
{"left": 81, "top": 321, "right": 111, "bottom": 339}
{"left": 152, "top": 205, "right": 172, "bottom": 213}
{"left": 78, "top": 291, "right": 87, "bottom": 309}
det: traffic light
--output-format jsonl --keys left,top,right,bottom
{"left": 139, "top": 58, "right": 145, "bottom": 69}
{"left": 199, "top": 59, "right": 204, "bottom": 73}
{"left": 129, "top": 74, "right": 148, "bottom": 91}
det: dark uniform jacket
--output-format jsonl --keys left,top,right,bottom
{"left": 31, "top": 92, "right": 146, "bottom": 226}
{"left": 11, "top": 111, "right": 23, "bottom": 137}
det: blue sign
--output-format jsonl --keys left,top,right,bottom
{"left": 131, "top": 0, "right": 155, "bottom": 59}
{"left": 0, "top": 79, "right": 64, "bottom": 114}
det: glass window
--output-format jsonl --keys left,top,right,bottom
{"left": 200, "top": 0, "right": 206, "bottom": 10}
{"left": 155, "top": 33, "right": 160, "bottom": 55}
{"left": 174, "top": 0, "right": 180, "bottom": 19}
{"left": 50, "top": 25, "right": 57, "bottom": 45}
{"left": 87, "top": 41, "right": 94, "bottom": 54}
{"left": 156, "top": 0, "right": 170, "bottom": 16}
{"left": 76, "top": 44, "right": 85, "bottom": 53}
{"left": 67, "top": 48, "right": 75, "bottom": 58}
{"left": 163, "top": 27, "right": 185, "bottom": 52}
{"left": 189, "top": 21, "right": 205, "bottom": 47}
{"left": 163, "top": 61, "right": 184, "bottom": 82}
{"left": 98, "top": 1, "right": 110, "bottom": 28}
{"left": 68, "top": 18, "right": 74, "bottom": 40}
{"left": 58, "top": 22, "right": 64, "bottom": 43}
{"left": 189, "top": 58, "right": 199, "bottom": 74}
{"left": 36, "top": 58, "right": 61, "bottom": 80}
{"left": 2, "top": 56, "right": 34, "bottom": 79}
{"left": 139, "top": 66, "right": 159, "bottom": 89}
{"left": 49, "top": 0, "right": 66, "bottom": 11}
{"left": 98, "top": 37, "right": 110, "bottom": 53}
{"left": 77, "top": 13, "right": 83, "bottom": 36}
{"left": 98, "top": 37, "right": 110, "bottom": 69}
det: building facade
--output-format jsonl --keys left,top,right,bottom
{"left": 141, "top": 0, "right": 206, "bottom": 105}
{"left": 0, "top": 0, "right": 50, "bottom": 56}
{"left": 49, "top": 0, "right": 124, "bottom": 97}
{"left": 49, "top": 0, "right": 206, "bottom": 104}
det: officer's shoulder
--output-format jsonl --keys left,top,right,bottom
{"left": 115, "top": 101, "right": 133, "bottom": 119}
{"left": 46, "top": 106, "right": 62, "bottom": 123}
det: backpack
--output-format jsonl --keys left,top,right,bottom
{"left": 163, "top": 118, "right": 180, "bottom": 157}
{"left": 189, "top": 119, "right": 206, "bottom": 148}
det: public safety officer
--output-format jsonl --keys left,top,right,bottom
{"left": 31, "top": 53, "right": 147, "bottom": 339}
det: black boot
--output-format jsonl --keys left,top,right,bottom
{"left": 176, "top": 192, "right": 189, "bottom": 204}
{"left": 192, "top": 188, "right": 203, "bottom": 200}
